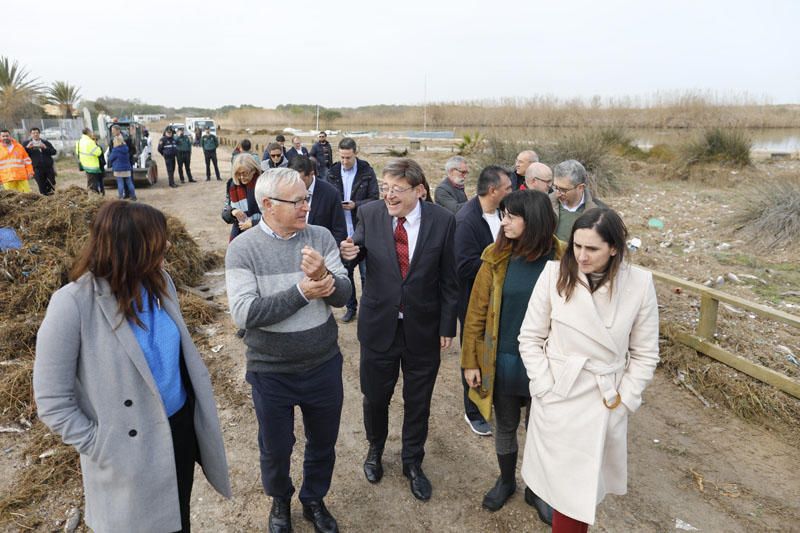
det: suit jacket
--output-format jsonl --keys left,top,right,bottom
{"left": 327, "top": 157, "right": 379, "bottom": 224}
{"left": 308, "top": 177, "right": 348, "bottom": 245}
{"left": 33, "top": 272, "right": 231, "bottom": 532}
{"left": 285, "top": 146, "right": 308, "bottom": 163}
{"left": 518, "top": 262, "right": 659, "bottom": 524}
{"left": 352, "top": 200, "right": 459, "bottom": 354}
{"left": 454, "top": 195, "right": 498, "bottom": 324}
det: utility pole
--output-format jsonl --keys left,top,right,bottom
{"left": 316, "top": 104, "right": 320, "bottom": 131}
{"left": 423, "top": 74, "right": 427, "bottom": 132}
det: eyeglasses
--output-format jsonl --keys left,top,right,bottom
{"left": 270, "top": 153, "right": 283, "bottom": 159}
{"left": 554, "top": 184, "right": 579, "bottom": 194}
{"left": 533, "top": 177, "right": 553, "bottom": 186}
{"left": 379, "top": 183, "right": 416, "bottom": 195}
{"left": 269, "top": 195, "right": 312, "bottom": 209}
{"left": 453, "top": 168, "right": 469, "bottom": 176}
{"left": 234, "top": 171, "right": 252, "bottom": 178}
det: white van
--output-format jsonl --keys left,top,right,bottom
{"left": 186, "top": 117, "right": 217, "bottom": 136}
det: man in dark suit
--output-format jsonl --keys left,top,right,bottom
{"left": 340, "top": 158, "right": 458, "bottom": 502}
{"left": 328, "top": 137, "right": 379, "bottom": 323}
{"left": 290, "top": 156, "right": 347, "bottom": 245}
{"left": 286, "top": 136, "right": 309, "bottom": 164}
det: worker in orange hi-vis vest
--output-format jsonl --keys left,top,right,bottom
{"left": 0, "top": 128, "right": 34, "bottom": 193}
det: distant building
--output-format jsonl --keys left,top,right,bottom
{"left": 133, "top": 114, "right": 167, "bottom": 123}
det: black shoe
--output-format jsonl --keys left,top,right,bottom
{"left": 169, "top": 183, "right": 178, "bottom": 188}
{"left": 363, "top": 445, "right": 383, "bottom": 484}
{"left": 302, "top": 500, "right": 338, "bottom": 533}
{"left": 341, "top": 309, "right": 356, "bottom": 323}
{"left": 268, "top": 497, "right": 292, "bottom": 533}
{"left": 180, "top": 179, "right": 185, "bottom": 183}
{"left": 188, "top": 179, "right": 197, "bottom": 183}
{"left": 482, "top": 475, "right": 516, "bottom": 511}
{"left": 402, "top": 463, "right": 432, "bottom": 501}
{"left": 525, "top": 487, "right": 553, "bottom": 526}
{"left": 206, "top": 177, "right": 211, "bottom": 181}
{"left": 216, "top": 176, "right": 222, "bottom": 181}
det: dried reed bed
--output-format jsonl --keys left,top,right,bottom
{"left": 217, "top": 93, "right": 800, "bottom": 130}
{"left": 733, "top": 177, "right": 800, "bottom": 250}
{"left": 660, "top": 325, "right": 800, "bottom": 445}
{"left": 0, "top": 188, "right": 219, "bottom": 528}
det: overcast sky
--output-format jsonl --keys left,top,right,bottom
{"left": 3, "top": 0, "right": 798, "bottom": 108}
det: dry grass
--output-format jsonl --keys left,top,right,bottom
{"left": 733, "top": 178, "right": 800, "bottom": 250}
{"left": 217, "top": 93, "right": 800, "bottom": 129}
{"left": 682, "top": 128, "right": 753, "bottom": 167}
{"left": 660, "top": 325, "right": 800, "bottom": 444}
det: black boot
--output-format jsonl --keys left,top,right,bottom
{"left": 482, "top": 452, "right": 517, "bottom": 511}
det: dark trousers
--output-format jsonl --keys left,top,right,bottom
{"left": 361, "top": 320, "right": 441, "bottom": 465}
{"left": 165, "top": 155, "right": 177, "bottom": 185}
{"left": 247, "top": 353, "right": 343, "bottom": 503}
{"left": 177, "top": 151, "right": 193, "bottom": 181}
{"left": 204, "top": 149, "right": 220, "bottom": 179}
{"left": 345, "top": 260, "right": 366, "bottom": 312}
{"left": 169, "top": 399, "right": 198, "bottom": 533}
{"left": 33, "top": 165, "right": 56, "bottom": 195}
{"left": 458, "top": 318, "right": 486, "bottom": 423}
{"left": 86, "top": 172, "right": 104, "bottom": 195}
{"left": 493, "top": 391, "right": 530, "bottom": 454}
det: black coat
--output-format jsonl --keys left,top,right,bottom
{"left": 309, "top": 141, "right": 333, "bottom": 168}
{"left": 454, "top": 196, "right": 499, "bottom": 324}
{"left": 327, "top": 158, "right": 379, "bottom": 224}
{"left": 308, "top": 178, "right": 348, "bottom": 245}
{"left": 351, "top": 200, "right": 458, "bottom": 354}
{"left": 285, "top": 146, "right": 308, "bottom": 163}
{"left": 22, "top": 138, "right": 56, "bottom": 169}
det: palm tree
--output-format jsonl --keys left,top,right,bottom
{"left": 0, "top": 56, "right": 43, "bottom": 127}
{"left": 45, "top": 81, "right": 82, "bottom": 118}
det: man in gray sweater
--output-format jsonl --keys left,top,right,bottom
{"left": 226, "top": 167, "right": 351, "bottom": 533}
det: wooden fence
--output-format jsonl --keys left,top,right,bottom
{"left": 649, "top": 269, "right": 800, "bottom": 400}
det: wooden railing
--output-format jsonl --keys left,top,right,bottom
{"left": 648, "top": 269, "right": 800, "bottom": 400}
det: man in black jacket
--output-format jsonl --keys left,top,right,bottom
{"left": 23, "top": 127, "right": 57, "bottom": 195}
{"left": 290, "top": 155, "right": 347, "bottom": 245}
{"left": 286, "top": 136, "right": 309, "bottom": 164}
{"left": 309, "top": 131, "right": 334, "bottom": 181}
{"left": 454, "top": 165, "right": 512, "bottom": 436}
{"left": 327, "top": 137, "right": 378, "bottom": 323}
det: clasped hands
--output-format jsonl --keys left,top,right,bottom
{"left": 299, "top": 245, "right": 334, "bottom": 300}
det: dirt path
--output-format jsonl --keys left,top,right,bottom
{"left": 53, "top": 146, "right": 800, "bottom": 532}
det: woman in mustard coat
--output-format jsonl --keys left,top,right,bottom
{"left": 461, "top": 190, "right": 563, "bottom": 521}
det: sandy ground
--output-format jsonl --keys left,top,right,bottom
{"left": 8, "top": 142, "right": 799, "bottom": 532}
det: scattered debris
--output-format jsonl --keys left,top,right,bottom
{"left": 675, "top": 372, "right": 713, "bottom": 408}
{"left": 211, "top": 344, "right": 224, "bottom": 353}
{"left": 660, "top": 241, "right": 673, "bottom": 248}
{"left": 63, "top": 507, "right": 81, "bottom": 533}
{"left": 675, "top": 518, "right": 700, "bottom": 531}
{"left": 690, "top": 468, "right": 705, "bottom": 492}
{"left": 721, "top": 303, "right": 745, "bottom": 315}
{"left": 38, "top": 448, "right": 57, "bottom": 459}
{"left": 780, "top": 291, "right": 800, "bottom": 297}
{"left": 0, "top": 426, "right": 25, "bottom": 434}
{"left": 725, "top": 273, "right": 740, "bottom": 283}
{"left": 738, "top": 274, "right": 768, "bottom": 285}
{"left": 716, "top": 242, "right": 732, "bottom": 251}
{"left": 648, "top": 218, "right": 665, "bottom": 230}
{"left": 627, "top": 237, "right": 642, "bottom": 251}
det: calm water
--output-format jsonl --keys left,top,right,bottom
{"left": 447, "top": 127, "right": 800, "bottom": 153}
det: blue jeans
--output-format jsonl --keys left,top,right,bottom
{"left": 115, "top": 174, "right": 136, "bottom": 199}
{"left": 247, "top": 353, "right": 343, "bottom": 503}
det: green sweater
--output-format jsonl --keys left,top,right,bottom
{"left": 496, "top": 253, "right": 552, "bottom": 355}
{"left": 555, "top": 203, "right": 585, "bottom": 242}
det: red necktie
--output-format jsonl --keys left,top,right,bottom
{"left": 394, "top": 216, "right": 409, "bottom": 279}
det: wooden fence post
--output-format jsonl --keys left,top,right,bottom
{"left": 697, "top": 294, "right": 719, "bottom": 339}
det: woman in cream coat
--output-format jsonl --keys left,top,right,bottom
{"left": 518, "top": 208, "right": 659, "bottom": 532}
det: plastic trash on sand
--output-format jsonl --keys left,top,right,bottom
{"left": 0, "top": 227, "right": 22, "bottom": 251}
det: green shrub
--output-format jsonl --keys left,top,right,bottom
{"left": 683, "top": 127, "right": 752, "bottom": 166}
{"left": 456, "top": 131, "right": 484, "bottom": 156}
{"left": 647, "top": 143, "right": 677, "bottom": 162}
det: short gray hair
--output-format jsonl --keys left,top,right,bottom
{"left": 553, "top": 159, "right": 587, "bottom": 187}
{"left": 444, "top": 155, "right": 467, "bottom": 174}
{"left": 517, "top": 150, "right": 539, "bottom": 163}
{"left": 254, "top": 167, "right": 303, "bottom": 206}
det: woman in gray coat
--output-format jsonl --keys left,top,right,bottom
{"left": 34, "top": 201, "right": 231, "bottom": 533}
